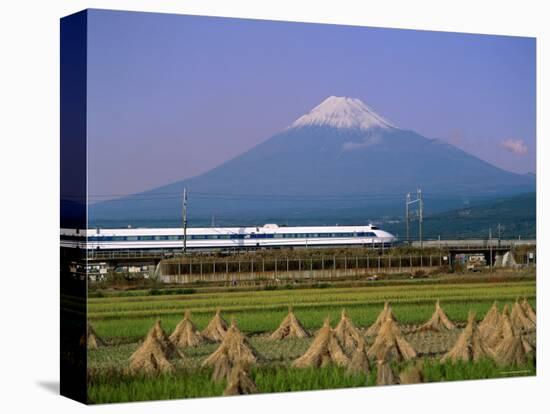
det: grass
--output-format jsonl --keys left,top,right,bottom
{"left": 87, "top": 357, "right": 536, "bottom": 404}
{"left": 422, "top": 357, "right": 536, "bottom": 381}
{"left": 87, "top": 365, "right": 370, "bottom": 404}
{"left": 88, "top": 368, "right": 225, "bottom": 403}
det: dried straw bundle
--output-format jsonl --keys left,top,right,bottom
{"left": 417, "top": 300, "right": 456, "bottom": 332}
{"left": 441, "top": 312, "right": 491, "bottom": 363}
{"left": 366, "top": 301, "right": 397, "bottom": 337}
{"left": 129, "top": 320, "right": 182, "bottom": 374}
{"left": 87, "top": 324, "right": 106, "bottom": 349}
{"left": 484, "top": 304, "right": 514, "bottom": 349}
{"left": 488, "top": 304, "right": 534, "bottom": 364}
{"left": 376, "top": 351, "right": 399, "bottom": 386}
{"left": 202, "top": 309, "right": 229, "bottom": 342}
{"left": 151, "top": 319, "right": 182, "bottom": 358}
{"left": 269, "top": 306, "right": 310, "bottom": 340}
{"left": 334, "top": 309, "right": 365, "bottom": 355}
{"left": 211, "top": 352, "right": 232, "bottom": 383}
{"left": 202, "top": 320, "right": 263, "bottom": 382}
{"left": 223, "top": 363, "right": 259, "bottom": 396}
{"left": 346, "top": 338, "right": 371, "bottom": 375}
{"left": 292, "top": 318, "right": 349, "bottom": 368}
{"left": 521, "top": 298, "right": 536, "bottom": 324}
{"left": 367, "top": 317, "right": 417, "bottom": 362}
{"left": 478, "top": 302, "right": 501, "bottom": 340}
{"left": 511, "top": 300, "right": 535, "bottom": 332}
{"left": 399, "top": 361, "right": 424, "bottom": 384}
{"left": 491, "top": 332, "right": 528, "bottom": 367}
{"left": 170, "top": 311, "right": 206, "bottom": 348}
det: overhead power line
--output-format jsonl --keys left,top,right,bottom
{"left": 62, "top": 190, "right": 493, "bottom": 203}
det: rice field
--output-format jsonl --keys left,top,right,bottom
{"left": 87, "top": 271, "right": 536, "bottom": 403}
{"left": 89, "top": 279, "right": 535, "bottom": 341}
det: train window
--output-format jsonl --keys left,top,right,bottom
{"left": 139, "top": 236, "right": 154, "bottom": 241}
{"left": 126, "top": 236, "right": 138, "bottom": 241}
{"left": 167, "top": 235, "right": 179, "bottom": 240}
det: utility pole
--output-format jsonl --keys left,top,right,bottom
{"left": 497, "top": 223, "right": 501, "bottom": 247}
{"left": 405, "top": 192, "right": 411, "bottom": 245}
{"left": 418, "top": 188, "right": 423, "bottom": 250}
{"left": 182, "top": 188, "right": 188, "bottom": 254}
{"left": 405, "top": 189, "right": 423, "bottom": 247}
{"left": 489, "top": 229, "right": 493, "bottom": 272}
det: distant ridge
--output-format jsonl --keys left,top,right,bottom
{"left": 382, "top": 192, "right": 536, "bottom": 239}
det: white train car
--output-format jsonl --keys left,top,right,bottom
{"left": 60, "top": 223, "right": 397, "bottom": 250}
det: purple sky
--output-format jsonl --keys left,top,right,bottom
{"left": 87, "top": 9, "right": 536, "bottom": 200}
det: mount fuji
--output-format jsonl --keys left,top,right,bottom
{"left": 89, "top": 96, "right": 535, "bottom": 227}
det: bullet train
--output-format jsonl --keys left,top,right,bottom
{"left": 60, "top": 223, "right": 397, "bottom": 251}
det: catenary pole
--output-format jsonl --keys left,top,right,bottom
{"left": 183, "top": 188, "right": 188, "bottom": 254}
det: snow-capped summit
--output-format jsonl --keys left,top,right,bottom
{"left": 289, "top": 96, "right": 397, "bottom": 131}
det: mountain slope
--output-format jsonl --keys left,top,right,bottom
{"left": 89, "top": 96, "right": 535, "bottom": 227}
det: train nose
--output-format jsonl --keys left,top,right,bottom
{"left": 381, "top": 231, "right": 398, "bottom": 242}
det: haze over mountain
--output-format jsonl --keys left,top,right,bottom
{"left": 89, "top": 96, "right": 535, "bottom": 228}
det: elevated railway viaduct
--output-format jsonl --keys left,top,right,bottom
{"left": 64, "top": 239, "right": 536, "bottom": 283}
